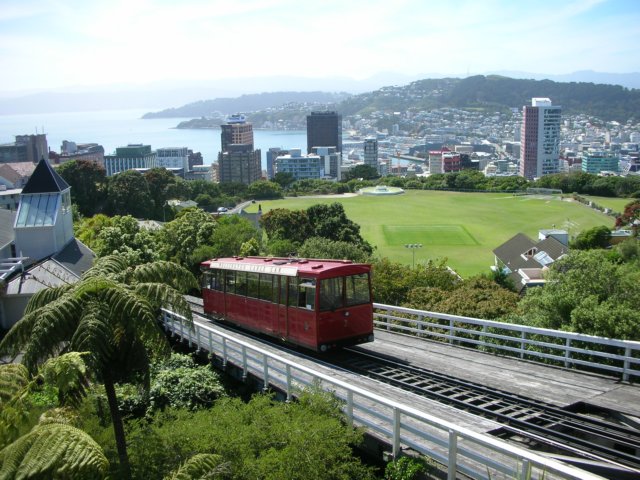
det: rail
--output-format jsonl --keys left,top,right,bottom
{"left": 373, "top": 303, "right": 640, "bottom": 382}
{"left": 161, "top": 308, "right": 604, "bottom": 480}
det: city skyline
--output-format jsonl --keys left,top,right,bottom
{"left": 1, "top": 0, "right": 640, "bottom": 94}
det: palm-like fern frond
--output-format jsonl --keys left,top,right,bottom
{"left": 134, "top": 282, "right": 193, "bottom": 324}
{"left": 83, "top": 254, "right": 128, "bottom": 280}
{"left": 130, "top": 261, "right": 199, "bottom": 292}
{"left": 0, "top": 422, "right": 108, "bottom": 479}
{"left": 41, "top": 353, "right": 91, "bottom": 408}
{"left": 24, "top": 284, "right": 74, "bottom": 315}
{"left": 0, "top": 364, "right": 29, "bottom": 405}
{"left": 166, "top": 453, "right": 229, "bottom": 480}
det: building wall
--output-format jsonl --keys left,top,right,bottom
{"left": 581, "top": 151, "right": 619, "bottom": 174}
{"left": 307, "top": 111, "right": 342, "bottom": 154}
{"left": 274, "top": 150, "right": 323, "bottom": 180}
{"left": 519, "top": 100, "right": 561, "bottom": 179}
{"left": 218, "top": 149, "right": 261, "bottom": 184}
{"left": 156, "top": 147, "right": 189, "bottom": 170}
{"left": 363, "top": 138, "right": 378, "bottom": 172}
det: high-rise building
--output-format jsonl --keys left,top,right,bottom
{"left": 217, "top": 115, "right": 261, "bottom": 185}
{"left": 581, "top": 149, "right": 619, "bottom": 174}
{"left": 221, "top": 114, "right": 254, "bottom": 151}
{"left": 266, "top": 147, "right": 289, "bottom": 179}
{"left": 0, "top": 134, "right": 48, "bottom": 164}
{"left": 274, "top": 149, "right": 322, "bottom": 181}
{"left": 311, "top": 146, "right": 341, "bottom": 180}
{"left": 104, "top": 144, "right": 157, "bottom": 176}
{"left": 156, "top": 147, "right": 189, "bottom": 170}
{"left": 519, "top": 98, "right": 561, "bottom": 180}
{"left": 306, "top": 111, "right": 342, "bottom": 154}
{"left": 363, "top": 138, "right": 378, "bottom": 173}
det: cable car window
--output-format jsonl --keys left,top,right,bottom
{"left": 278, "top": 277, "right": 287, "bottom": 305}
{"left": 236, "top": 272, "right": 248, "bottom": 296}
{"left": 299, "top": 278, "right": 316, "bottom": 310}
{"left": 246, "top": 272, "right": 260, "bottom": 298}
{"left": 345, "top": 273, "right": 370, "bottom": 306}
{"left": 214, "top": 270, "right": 225, "bottom": 292}
{"left": 320, "top": 277, "right": 343, "bottom": 311}
{"left": 225, "top": 270, "right": 236, "bottom": 294}
{"left": 201, "top": 271, "right": 213, "bottom": 290}
{"left": 288, "top": 278, "right": 299, "bottom": 307}
{"left": 258, "top": 274, "right": 273, "bottom": 302}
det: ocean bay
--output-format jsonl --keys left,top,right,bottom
{"left": 0, "top": 109, "right": 307, "bottom": 170}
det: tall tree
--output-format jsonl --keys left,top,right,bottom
{"left": 0, "top": 255, "right": 197, "bottom": 479}
{"left": 144, "top": 168, "right": 183, "bottom": 220}
{"left": 57, "top": 159, "right": 107, "bottom": 216}
{"left": 107, "top": 170, "right": 153, "bottom": 218}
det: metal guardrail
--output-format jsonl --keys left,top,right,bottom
{"left": 373, "top": 303, "right": 640, "bottom": 382}
{"left": 161, "top": 309, "right": 605, "bottom": 480}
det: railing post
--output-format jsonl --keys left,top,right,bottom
{"left": 521, "top": 458, "right": 531, "bottom": 480}
{"left": 208, "top": 330, "right": 213, "bottom": 353}
{"left": 263, "top": 354, "right": 269, "bottom": 391}
{"left": 623, "top": 347, "right": 631, "bottom": 382}
{"left": 286, "top": 364, "right": 292, "bottom": 401}
{"left": 242, "top": 345, "right": 248, "bottom": 380}
{"left": 520, "top": 331, "right": 526, "bottom": 359}
{"left": 417, "top": 315, "right": 423, "bottom": 337}
{"left": 392, "top": 407, "right": 401, "bottom": 457}
{"left": 222, "top": 337, "right": 227, "bottom": 367}
{"left": 448, "top": 318, "right": 454, "bottom": 344}
{"left": 482, "top": 324, "right": 488, "bottom": 351}
{"left": 564, "top": 337, "right": 571, "bottom": 368}
{"left": 447, "top": 430, "right": 457, "bottom": 480}
{"left": 346, "top": 391, "right": 354, "bottom": 427}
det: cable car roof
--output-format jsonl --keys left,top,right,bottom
{"left": 201, "top": 257, "right": 368, "bottom": 277}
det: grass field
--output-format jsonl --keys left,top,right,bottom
{"left": 246, "top": 191, "right": 614, "bottom": 277}
{"left": 580, "top": 195, "right": 634, "bottom": 212}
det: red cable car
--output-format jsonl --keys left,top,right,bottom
{"left": 201, "top": 256, "right": 374, "bottom": 352}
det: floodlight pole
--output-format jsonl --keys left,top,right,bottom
{"left": 404, "top": 243, "right": 423, "bottom": 268}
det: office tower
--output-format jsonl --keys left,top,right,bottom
{"left": 274, "top": 149, "right": 322, "bottom": 181}
{"left": 312, "top": 146, "right": 341, "bottom": 180}
{"left": 217, "top": 115, "right": 261, "bottom": 185}
{"left": 266, "top": 147, "right": 289, "bottom": 179}
{"left": 519, "top": 98, "right": 561, "bottom": 180}
{"left": 220, "top": 114, "right": 254, "bottom": 151}
{"left": 306, "top": 111, "right": 342, "bottom": 154}
{"left": 363, "top": 138, "right": 378, "bottom": 173}
{"left": 104, "top": 144, "right": 157, "bottom": 176}
{"left": 156, "top": 147, "right": 189, "bottom": 170}
{"left": 0, "top": 134, "right": 48, "bottom": 164}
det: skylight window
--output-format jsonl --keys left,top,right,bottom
{"left": 15, "top": 194, "right": 59, "bottom": 227}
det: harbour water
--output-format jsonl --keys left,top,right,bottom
{"left": 0, "top": 109, "right": 307, "bottom": 170}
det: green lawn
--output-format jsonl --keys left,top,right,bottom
{"left": 247, "top": 191, "right": 614, "bottom": 277}
{"left": 579, "top": 195, "right": 634, "bottom": 213}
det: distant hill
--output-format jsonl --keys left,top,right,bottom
{"left": 142, "top": 91, "right": 351, "bottom": 119}
{"left": 339, "top": 75, "right": 640, "bottom": 122}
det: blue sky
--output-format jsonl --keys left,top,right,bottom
{"left": 1, "top": 0, "right": 639, "bottom": 92}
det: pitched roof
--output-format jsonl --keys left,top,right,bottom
{"left": 0, "top": 209, "right": 16, "bottom": 249}
{"left": 21, "top": 158, "right": 69, "bottom": 194}
{"left": 53, "top": 238, "right": 95, "bottom": 277}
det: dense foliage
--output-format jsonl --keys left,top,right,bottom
{"left": 517, "top": 242, "right": 640, "bottom": 339}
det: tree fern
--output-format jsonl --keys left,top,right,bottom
{"left": 0, "top": 422, "right": 108, "bottom": 480}
{"left": 0, "top": 364, "right": 28, "bottom": 404}
{"left": 165, "top": 453, "right": 229, "bottom": 480}
{"left": 130, "top": 261, "right": 199, "bottom": 292}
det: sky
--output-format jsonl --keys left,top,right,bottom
{"left": 1, "top": 0, "right": 640, "bottom": 94}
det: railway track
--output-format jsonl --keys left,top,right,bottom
{"left": 183, "top": 299, "right": 640, "bottom": 479}
{"left": 334, "top": 348, "right": 640, "bottom": 479}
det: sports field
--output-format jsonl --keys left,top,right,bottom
{"left": 245, "top": 190, "right": 614, "bottom": 277}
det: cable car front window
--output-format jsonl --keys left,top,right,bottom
{"left": 345, "top": 273, "right": 370, "bottom": 306}
{"left": 320, "top": 277, "right": 343, "bottom": 311}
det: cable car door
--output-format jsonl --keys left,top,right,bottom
{"left": 276, "top": 276, "right": 288, "bottom": 340}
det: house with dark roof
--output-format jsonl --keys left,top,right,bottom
{"left": 492, "top": 230, "right": 569, "bottom": 293}
{"left": 1, "top": 158, "right": 95, "bottom": 330}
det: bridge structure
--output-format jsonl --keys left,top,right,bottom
{"left": 161, "top": 300, "right": 640, "bottom": 480}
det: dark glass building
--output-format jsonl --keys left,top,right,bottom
{"left": 306, "top": 111, "right": 342, "bottom": 154}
